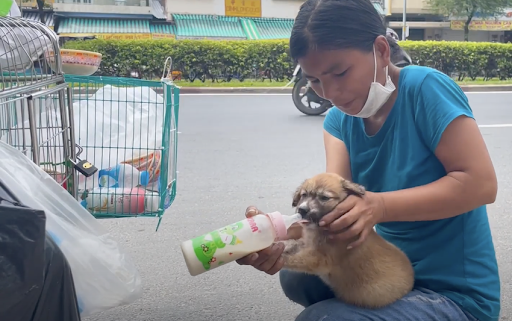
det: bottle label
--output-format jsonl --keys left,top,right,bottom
{"left": 191, "top": 218, "right": 258, "bottom": 272}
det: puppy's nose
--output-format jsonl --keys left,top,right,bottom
{"left": 298, "top": 203, "right": 310, "bottom": 217}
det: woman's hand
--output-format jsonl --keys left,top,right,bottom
{"left": 236, "top": 206, "right": 303, "bottom": 275}
{"left": 319, "top": 192, "right": 386, "bottom": 249}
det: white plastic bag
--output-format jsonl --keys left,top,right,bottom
{"left": 0, "top": 24, "right": 53, "bottom": 72}
{"left": 73, "top": 85, "right": 165, "bottom": 191}
{"left": 0, "top": 85, "right": 165, "bottom": 191}
{"left": 0, "top": 141, "right": 142, "bottom": 317}
{"left": 8, "top": 0, "right": 21, "bottom": 17}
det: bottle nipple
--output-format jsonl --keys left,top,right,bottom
{"left": 266, "top": 212, "right": 303, "bottom": 241}
{"left": 283, "top": 213, "right": 302, "bottom": 229}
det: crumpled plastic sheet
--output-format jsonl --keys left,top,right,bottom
{"left": 0, "top": 140, "right": 142, "bottom": 317}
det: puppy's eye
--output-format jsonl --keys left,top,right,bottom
{"left": 319, "top": 195, "right": 331, "bottom": 202}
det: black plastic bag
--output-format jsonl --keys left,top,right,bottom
{"left": 0, "top": 180, "right": 81, "bottom": 321}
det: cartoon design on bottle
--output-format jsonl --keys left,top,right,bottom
{"left": 181, "top": 212, "right": 303, "bottom": 276}
{"left": 192, "top": 222, "right": 244, "bottom": 271}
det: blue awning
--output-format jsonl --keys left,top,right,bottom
{"left": 22, "top": 11, "right": 55, "bottom": 28}
{"left": 150, "top": 23, "right": 176, "bottom": 34}
{"left": 172, "top": 14, "right": 246, "bottom": 39}
{"left": 58, "top": 18, "right": 151, "bottom": 34}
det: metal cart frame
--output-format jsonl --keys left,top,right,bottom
{"left": 0, "top": 17, "right": 180, "bottom": 230}
{"left": 0, "top": 16, "right": 77, "bottom": 194}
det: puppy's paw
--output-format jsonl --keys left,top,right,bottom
{"left": 281, "top": 240, "right": 327, "bottom": 275}
{"left": 282, "top": 239, "right": 303, "bottom": 256}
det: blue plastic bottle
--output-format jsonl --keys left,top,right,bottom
{"left": 98, "top": 164, "right": 150, "bottom": 188}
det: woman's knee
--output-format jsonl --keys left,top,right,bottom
{"left": 279, "top": 270, "right": 335, "bottom": 307}
{"left": 295, "top": 288, "right": 477, "bottom": 321}
{"left": 295, "top": 299, "right": 345, "bottom": 321}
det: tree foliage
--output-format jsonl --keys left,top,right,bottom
{"left": 427, "top": 0, "right": 512, "bottom": 41}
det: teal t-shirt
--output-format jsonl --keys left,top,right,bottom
{"left": 323, "top": 65, "right": 500, "bottom": 321}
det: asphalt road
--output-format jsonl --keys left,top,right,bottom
{"left": 84, "top": 92, "right": 512, "bottom": 321}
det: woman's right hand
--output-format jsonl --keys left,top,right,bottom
{"left": 236, "top": 206, "right": 303, "bottom": 276}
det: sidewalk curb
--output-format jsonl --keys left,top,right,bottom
{"left": 178, "top": 85, "right": 512, "bottom": 94}
{"left": 458, "top": 85, "right": 512, "bottom": 92}
{"left": 178, "top": 87, "right": 294, "bottom": 94}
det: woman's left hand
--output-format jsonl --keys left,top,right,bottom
{"left": 319, "top": 192, "right": 386, "bottom": 249}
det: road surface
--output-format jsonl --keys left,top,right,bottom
{"left": 84, "top": 92, "right": 512, "bottom": 321}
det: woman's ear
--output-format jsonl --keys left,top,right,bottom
{"left": 374, "top": 35, "right": 391, "bottom": 67}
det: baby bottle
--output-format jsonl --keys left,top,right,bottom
{"left": 98, "top": 164, "right": 150, "bottom": 189}
{"left": 80, "top": 187, "right": 159, "bottom": 215}
{"left": 180, "top": 212, "right": 302, "bottom": 276}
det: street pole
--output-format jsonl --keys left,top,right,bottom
{"left": 402, "top": 0, "right": 407, "bottom": 40}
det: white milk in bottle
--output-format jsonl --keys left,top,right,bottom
{"left": 180, "top": 212, "right": 302, "bottom": 276}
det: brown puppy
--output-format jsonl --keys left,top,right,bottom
{"left": 281, "top": 172, "right": 414, "bottom": 309}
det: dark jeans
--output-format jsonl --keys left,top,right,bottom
{"left": 279, "top": 270, "right": 478, "bottom": 321}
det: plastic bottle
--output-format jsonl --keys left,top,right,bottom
{"left": 98, "top": 164, "right": 150, "bottom": 189}
{"left": 80, "top": 187, "right": 159, "bottom": 215}
{"left": 156, "top": 176, "right": 172, "bottom": 210}
{"left": 180, "top": 212, "right": 302, "bottom": 276}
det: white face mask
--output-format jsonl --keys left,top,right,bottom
{"left": 352, "top": 46, "right": 396, "bottom": 118}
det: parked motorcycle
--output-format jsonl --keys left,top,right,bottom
{"left": 287, "top": 65, "right": 333, "bottom": 116}
{"left": 287, "top": 28, "right": 413, "bottom": 116}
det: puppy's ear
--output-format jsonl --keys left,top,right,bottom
{"left": 293, "top": 179, "right": 309, "bottom": 207}
{"left": 292, "top": 185, "right": 302, "bottom": 208}
{"left": 341, "top": 179, "right": 366, "bottom": 197}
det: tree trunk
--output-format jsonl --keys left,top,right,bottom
{"left": 463, "top": 21, "right": 469, "bottom": 41}
{"left": 37, "top": 0, "right": 45, "bottom": 25}
{"left": 464, "top": 8, "right": 476, "bottom": 42}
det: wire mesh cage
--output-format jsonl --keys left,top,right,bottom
{"left": 0, "top": 85, "right": 76, "bottom": 188}
{"left": 64, "top": 70, "right": 180, "bottom": 226}
{"left": 1, "top": 16, "right": 64, "bottom": 93}
{"left": 1, "top": 16, "right": 180, "bottom": 228}
{"left": 0, "top": 16, "right": 76, "bottom": 193}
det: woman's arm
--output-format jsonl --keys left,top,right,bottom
{"left": 324, "top": 129, "right": 352, "bottom": 180}
{"left": 319, "top": 71, "right": 497, "bottom": 247}
{"left": 378, "top": 115, "right": 497, "bottom": 223}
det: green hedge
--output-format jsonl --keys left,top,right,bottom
{"left": 63, "top": 39, "right": 294, "bottom": 81}
{"left": 63, "top": 39, "right": 512, "bottom": 82}
{"left": 401, "top": 41, "right": 512, "bottom": 80}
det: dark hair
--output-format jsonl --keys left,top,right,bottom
{"left": 290, "top": 0, "right": 387, "bottom": 61}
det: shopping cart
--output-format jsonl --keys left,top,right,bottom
{"left": 0, "top": 16, "right": 180, "bottom": 229}
{"left": 0, "top": 16, "right": 78, "bottom": 193}
{"left": 64, "top": 59, "right": 180, "bottom": 230}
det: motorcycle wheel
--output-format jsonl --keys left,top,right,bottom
{"left": 292, "top": 77, "right": 332, "bottom": 116}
